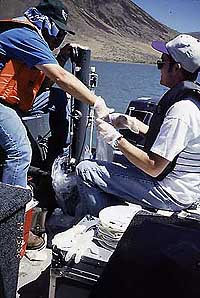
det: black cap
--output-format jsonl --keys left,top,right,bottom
{"left": 36, "top": 0, "right": 75, "bottom": 34}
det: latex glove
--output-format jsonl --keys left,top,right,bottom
{"left": 65, "top": 230, "right": 94, "bottom": 264}
{"left": 96, "top": 118, "right": 122, "bottom": 148}
{"left": 52, "top": 225, "right": 86, "bottom": 251}
{"left": 109, "top": 113, "right": 139, "bottom": 134}
{"left": 94, "top": 97, "right": 114, "bottom": 119}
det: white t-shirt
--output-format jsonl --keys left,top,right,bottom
{"left": 151, "top": 99, "right": 200, "bottom": 205}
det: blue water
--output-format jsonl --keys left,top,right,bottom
{"left": 90, "top": 61, "right": 167, "bottom": 112}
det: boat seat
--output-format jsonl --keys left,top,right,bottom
{"left": 22, "top": 110, "right": 45, "bottom": 122}
{"left": 0, "top": 183, "right": 31, "bottom": 298}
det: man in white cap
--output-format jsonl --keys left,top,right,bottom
{"left": 76, "top": 34, "right": 200, "bottom": 216}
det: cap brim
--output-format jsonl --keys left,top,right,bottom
{"left": 151, "top": 40, "right": 169, "bottom": 54}
{"left": 51, "top": 18, "right": 75, "bottom": 35}
{"left": 66, "top": 30, "right": 75, "bottom": 36}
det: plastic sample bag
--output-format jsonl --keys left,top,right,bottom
{"left": 51, "top": 148, "right": 79, "bottom": 215}
{"left": 95, "top": 132, "right": 113, "bottom": 161}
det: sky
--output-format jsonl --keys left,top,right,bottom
{"left": 133, "top": 0, "right": 200, "bottom": 33}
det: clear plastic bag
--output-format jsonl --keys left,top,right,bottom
{"left": 95, "top": 132, "right": 113, "bottom": 161}
{"left": 51, "top": 148, "right": 79, "bottom": 215}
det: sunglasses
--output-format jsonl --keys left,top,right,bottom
{"left": 156, "top": 60, "right": 176, "bottom": 70}
{"left": 54, "top": 29, "right": 67, "bottom": 48}
{"left": 56, "top": 29, "right": 67, "bottom": 41}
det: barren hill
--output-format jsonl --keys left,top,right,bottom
{"left": 0, "top": 0, "right": 178, "bottom": 63}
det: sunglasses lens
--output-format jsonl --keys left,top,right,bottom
{"left": 157, "top": 60, "right": 164, "bottom": 70}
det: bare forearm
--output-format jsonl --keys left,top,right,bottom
{"left": 118, "top": 137, "right": 169, "bottom": 177}
{"left": 56, "top": 70, "right": 97, "bottom": 105}
{"left": 37, "top": 64, "right": 97, "bottom": 105}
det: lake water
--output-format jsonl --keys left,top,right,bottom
{"left": 90, "top": 61, "right": 168, "bottom": 112}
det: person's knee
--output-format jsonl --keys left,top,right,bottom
{"left": 76, "top": 160, "right": 93, "bottom": 177}
{"left": 18, "top": 139, "right": 32, "bottom": 167}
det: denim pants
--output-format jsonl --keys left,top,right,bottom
{"left": 0, "top": 103, "right": 32, "bottom": 188}
{"left": 76, "top": 156, "right": 190, "bottom": 217}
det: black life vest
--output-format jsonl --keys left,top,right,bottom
{"left": 144, "top": 80, "right": 200, "bottom": 180}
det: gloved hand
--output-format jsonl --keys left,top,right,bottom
{"left": 96, "top": 118, "right": 122, "bottom": 148}
{"left": 108, "top": 113, "right": 139, "bottom": 134}
{"left": 94, "top": 97, "right": 114, "bottom": 119}
{"left": 65, "top": 230, "right": 94, "bottom": 264}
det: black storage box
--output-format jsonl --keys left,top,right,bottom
{"left": 89, "top": 210, "right": 200, "bottom": 298}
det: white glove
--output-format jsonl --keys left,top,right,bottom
{"left": 94, "top": 97, "right": 114, "bottom": 119}
{"left": 65, "top": 230, "right": 94, "bottom": 264}
{"left": 96, "top": 118, "right": 122, "bottom": 148}
{"left": 108, "top": 113, "right": 139, "bottom": 134}
{"left": 53, "top": 225, "right": 95, "bottom": 264}
{"left": 52, "top": 225, "right": 86, "bottom": 251}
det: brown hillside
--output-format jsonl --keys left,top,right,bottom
{"left": 0, "top": 0, "right": 178, "bottom": 63}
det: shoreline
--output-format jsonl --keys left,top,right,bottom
{"left": 91, "top": 58, "right": 156, "bottom": 66}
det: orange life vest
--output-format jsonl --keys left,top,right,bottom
{"left": 0, "top": 20, "right": 45, "bottom": 112}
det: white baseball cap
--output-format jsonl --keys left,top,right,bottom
{"left": 152, "top": 34, "right": 200, "bottom": 73}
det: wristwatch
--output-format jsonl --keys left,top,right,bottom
{"left": 112, "top": 136, "right": 123, "bottom": 150}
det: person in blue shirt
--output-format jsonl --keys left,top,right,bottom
{"left": 0, "top": 0, "right": 109, "bottom": 187}
{"left": 0, "top": 0, "right": 110, "bottom": 249}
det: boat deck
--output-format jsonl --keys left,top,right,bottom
{"left": 17, "top": 248, "right": 52, "bottom": 298}
{"left": 17, "top": 210, "right": 76, "bottom": 298}
{"left": 17, "top": 211, "right": 112, "bottom": 298}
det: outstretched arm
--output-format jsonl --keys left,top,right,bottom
{"left": 96, "top": 118, "right": 170, "bottom": 177}
{"left": 117, "top": 137, "right": 170, "bottom": 177}
{"left": 135, "top": 118, "right": 149, "bottom": 135}
{"left": 36, "top": 63, "right": 97, "bottom": 105}
{"left": 108, "top": 113, "right": 149, "bottom": 135}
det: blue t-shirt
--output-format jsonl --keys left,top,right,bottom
{"left": 0, "top": 26, "right": 58, "bottom": 69}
